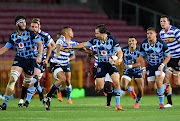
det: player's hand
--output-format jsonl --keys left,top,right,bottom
{"left": 36, "top": 56, "right": 42, "bottom": 63}
{"left": 158, "top": 65, "right": 163, "bottom": 75}
{"left": 43, "top": 59, "right": 48, "bottom": 65}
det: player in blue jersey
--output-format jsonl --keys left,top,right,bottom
{"left": 18, "top": 18, "right": 55, "bottom": 107}
{"left": 85, "top": 45, "right": 113, "bottom": 108}
{"left": 68, "top": 24, "right": 124, "bottom": 111}
{"left": 43, "top": 26, "right": 77, "bottom": 110}
{"left": 160, "top": 15, "right": 180, "bottom": 107}
{"left": 0, "top": 15, "right": 43, "bottom": 110}
{"left": 140, "top": 27, "right": 170, "bottom": 109}
{"left": 121, "top": 36, "right": 144, "bottom": 109}
{"left": 18, "top": 18, "right": 53, "bottom": 107}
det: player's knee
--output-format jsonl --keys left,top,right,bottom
{"left": 7, "top": 70, "right": 20, "bottom": 90}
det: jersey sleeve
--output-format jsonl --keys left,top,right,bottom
{"left": 140, "top": 42, "right": 145, "bottom": 56}
{"left": 174, "top": 28, "right": 180, "bottom": 42}
{"left": 56, "top": 38, "right": 64, "bottom": 45}
{"left": 5, "top": 35, "right": 14, "bottom": 48}
{"left": 44, "top": 35, "right": 50, "bottom": 46}
{"left": 111, "top": 36, "right": 120, "bottom": 51}
{"left": 87, "top": 38, "right": 95, "bottom": 47}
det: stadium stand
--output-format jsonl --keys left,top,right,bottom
{"left": 0, "top": 5, "right": 146, "bottom": 60}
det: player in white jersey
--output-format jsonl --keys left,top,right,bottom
{"left": 43, "top": 26, "right": 77, "bottom": 110}
{"left": 160, "top": 15, "right": 180, "bottom": 107}
{"left": 85, "top": 45, "right": 113, "bottom": 108}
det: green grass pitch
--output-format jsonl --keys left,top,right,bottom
{"left": 0, "top": 95, "right": 180, "bottom": 121}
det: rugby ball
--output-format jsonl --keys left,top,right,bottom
{"left": 108, "top": 54, "right": 118, "bottom": 65}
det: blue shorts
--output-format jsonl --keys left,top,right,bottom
{"left": 122, "top": 69, "right": 142, "bottom": 81}
{"left": 12, "top": 56, "right": 36, "bottom": 76}
{"left": 96, "top": 62, "right": 119, "bottom": 78}
{"left": 147, "top": 64, "right": 166, "bottom": 81}
{"left": 35, "top": 62, "right": 46, "bottom": 73}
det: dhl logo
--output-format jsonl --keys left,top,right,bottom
{"left": 162, "top": 38, "right": 174, "bottom": 43}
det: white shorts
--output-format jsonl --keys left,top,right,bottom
{"left": 147, "top": 71, "right": 165, "bottom": 82}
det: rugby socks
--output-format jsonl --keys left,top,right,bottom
{"left": 37, "top": 82, "right": 42, "bottom": 93}
{"left": 57, "top": 85, "right": 62, "bottom": 93}
{"left": 47, "top": 83, "right": 58, "bottom": 97}
{"left": 26, "top": 86, "right": 36, "bottom": 103}
{"left": 114, "top": 89, "right": 121, "bottom": 106}
{"left": 20, "top": 84, "right": 27, "bottom": 99}
{"left": 157, "top": 84, "right": 165, "bottom": 104}
{"left": 135, "top": 97, "right": 142, "bottom": 104}
{"left": 167, "top": 94, "right": 172, "bottom": 105}
{"left": 66, "top": 85, "right": 72, "bottom": 100}
{"left": 106, "top": 89, "right": 113, "bottom": 106}
{"left": 127, "top": 86, "right": 133, "bottom": 91}
{"left": 4, "top": 95, "right": 10, "bottom": 105}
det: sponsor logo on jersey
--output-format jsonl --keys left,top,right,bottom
{"left": 101, "top": 51, "right": 107, "bottom": 55}
{"left": 19, "top": 42, "right": 24, "bottom": 48}
{"left": 155, "top": 47, "right": 161, "bottom": 53}
{"left": 23, "top": 35, "right": 28, "bottom": 40}
{"left": 128, "top": 60, "right": 134, "bottom": 64}
{"left": 106, "top": 45, "right": 112, "bottom": 50}
{"left": 162, "top": 38, "right": 174, "bottom": 43}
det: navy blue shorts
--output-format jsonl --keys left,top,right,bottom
{"left": 146, "top": 64, "right": 166, "bottom": 82}
{"left": 12, "top": 56, "right": 36, "bottom": 76}
{"left": 123, "top": 70, "right": 142, "bottom": 80}
{"left": 96, "top": 62, "right": 119, "bottom": 78}
{"left": 35, "top": 62, "right": 46, "bottom": 73}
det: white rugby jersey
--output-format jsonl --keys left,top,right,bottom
{"left": 159, "top": 25, "right": 180, "bottom": 58}
{"left": 90, "top": 46, "right": 98, "bottom": 68}
{"left": 50, "top": 36, "right": 78, "bottom": 66}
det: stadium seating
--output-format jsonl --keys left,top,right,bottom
{"left": 0, "top": 5, "right": 146, "bottom": 60}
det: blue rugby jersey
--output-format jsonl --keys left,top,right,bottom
{"left": 121, "top": 45, "right": 141, "bottom": 73}
{"left": 50, "top": 36, "right": 78, "bottom": 66}
{"left": 159, "top": 25, "right": 180, "bottom": 58}
{"left": 140, "top": 38, "right": 170, "bottom": 66}
{"left": 87, "top": 35, "right": 121, "bottom": 63}
{"left": 34, "top": 32, "right": 50, "bottom": 59}
{"left": 39, "top": 30, "right": 54, "bottom": 59}
{"left": 5, "top": 28, "right": 40, "bottom": 59}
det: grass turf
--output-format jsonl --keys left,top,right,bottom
{"left": 0, "top": 95, "right": 180, "bottom": 121}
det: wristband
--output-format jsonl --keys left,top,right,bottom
{"left": 160, "top": 63, "right": 165, "bottom": 68}
{"left": 128, "top": 65, "right": 133, "bottom": 68}
{"left": 37, "top": 54, "right": 42, "bottom": 58}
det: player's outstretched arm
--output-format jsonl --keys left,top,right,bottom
{"left": 72, "top": 42, "right": 87, "bottom": 49}
{"left": 0, "top": 46, "right": 10, "bottom": 55}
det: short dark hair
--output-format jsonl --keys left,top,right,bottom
{"left": 128, "top": 36, "right": 136, "bottom": 39}
{"left": 14, "top": 14, "right": 26, "bottom": 24}
{"left": 160, "top": 15, "right": 170, "bottom": 21}
{"left": 147, "top": 27, "right": 157, "bottom": 33}
{"left": 61, "top": 26, "right": 71, "bottom": 35}
{"left": 96, "top": 24, "right": 111, "bottom": 35}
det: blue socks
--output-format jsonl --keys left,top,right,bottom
{"left": 157, "top": 84, "right": 165, "bottom": 104}
{"left": 26, "top": 86, "right": 36, "bottom": 103}
{"left": 114, "top": 89, "right": 121, "bottom": 106}
{"left": 57, "top": 85, "right": 62, "bottom": 93}
{"left": 135, "top": 97, "right": 142, "bottom": 104}
{"left": 65, "top": 85, "right": 72, "bottom": 100}
{"left": 4, "top": 95, "right": 10, "bottom": 105}
{"left": 127, "top": 86, "right": 133, "bottom": 91}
